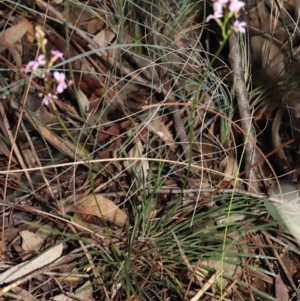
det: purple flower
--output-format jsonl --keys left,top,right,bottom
{"left": 233, "top": 20, "right": 247, "bottom": 33}
{"left": 51, "top": 50, "right": 64, "bottom": 62}
{"left": 53, "top": 71, "right": 67, "bottom": 93}
{"left": 24, "top": 54, "right": 46, "bottom": 73}
{"left": 42, "top": 93, "right": 57, "bottom": 106}
{"left": 229, "top": 0, "right": 245, "bottom": 14}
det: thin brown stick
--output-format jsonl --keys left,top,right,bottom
{"left": 228, "top": 33, "right": 259, "bottom": 192}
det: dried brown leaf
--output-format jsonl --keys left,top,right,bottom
{"left": 220, "top": 155, "right": 239, "bottom": 182}
{"left": 20, "top": 230, "right": 45, "bottom": 252}
{"left": 86, "top": 25, "right": 117, "bottom": 59}
{"left": 124, "top": 139, "right": 149, "bottom": 188}
{"left": 35, "top": 222, "right": 54, "bottom": 241}
{"left": 11, "top": 287, "right": 38, "bottom": 301}
{"left": 87, "top": 19, "right": 104, "bottom": 34}
{"left": 25, "top": 20, "right": 35, "bottom": 43}
{"left": 22, "top": 148, "right": 36, "bottom": 168}
{"left": 71, "top": 194, "right": 128, "bottom": 227}
{"left": 8, "top": 43, "right": 22, "bottom": 67}
{"left": 0, "top": 21, "right": 28, "bottom": 52}
{"left": 53, "top": 280, "right": 93, "bottom": 301}
{"left": 275, "top": 273, "right": 289, "bottom": 301}
{"left": 77, "top": 87, "right": 89, "bottom": 113}
{"left": 68, "top": 6, "right": 95, "bottom": 24}
{"left": 92, "top": 27, "right": 115, "bottom": 48}
{"left": 141, "top": 113, "right": 175, "bottom": 148}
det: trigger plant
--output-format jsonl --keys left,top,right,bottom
{"left": 24, "top": 26, "right": 91, "bottom": 167}
{"left": 24, "top": 26, "right": 67, "bottom": 107}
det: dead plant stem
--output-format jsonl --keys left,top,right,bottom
{"left": 228, "top": 33, "right": 259, "bottom": 192}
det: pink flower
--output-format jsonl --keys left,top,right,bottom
{"left": 206, "top": 9, "right": 223, "bottom": 22}
{"left": 51, "top": 50, "right": 64, "bottom": 62}
{"left": 37, "top": 54, "right": 46, "bottom": 65}
{"left": 35, "top": 27, "right": 45, "bottom": 39}
{"left": 24, "top": 54, "right": 46, "bottom": 73}
{"left": 24, "top": 61, "right": 39, "bottom": 73}
{"left": 206, "top": 0, "right": 228, "bottom": 22}
{"left": 216, "top": 0, "right": 229, "bottom": 6}
{"left": 233, "top": 20, "right": 246, "bottom": 33}
{"left": 41, "top": 38, "right": 48, "bottom": 47}
{"left": 229, "top": 0, "right": 245, "bottom": 14}
{"left": 53, "top": 71, "right": 67, "bottom": 93}
{"left": 42, "top": 93, "right": 57, "bottom": 106}
{"left": 213, "top": 2, "right": 223, "bottom": 15}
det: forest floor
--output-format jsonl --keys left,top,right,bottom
{"left": 0, "top": 0, "right": 299, "bottom": 300}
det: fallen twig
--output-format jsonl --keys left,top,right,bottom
{"left": 228, "top": 32, "right": 259, "bottom": 192}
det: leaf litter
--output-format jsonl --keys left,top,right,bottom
{"left": 0, "top": 0, "right": 300, "bottom": 300}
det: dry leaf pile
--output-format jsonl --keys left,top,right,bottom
{"left": 0, "top": 0, "right": 300, "bottom": 300}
